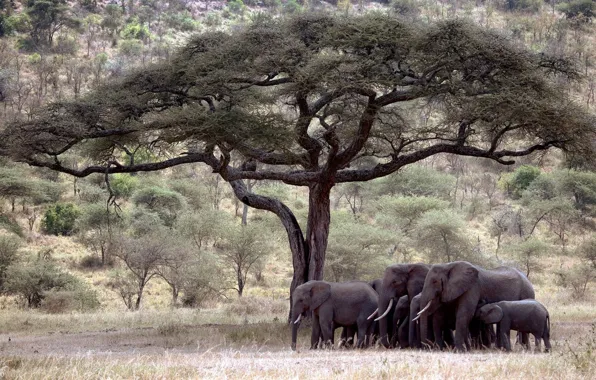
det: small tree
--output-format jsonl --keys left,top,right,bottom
{"left": 77, "top": 203, "right": 122, "bottom": 266}
{"left": 220, "top": 223, "right": 269, "bottom": 297}
{"left": 26, "top": 0, "right": 81, "bottom": 47}
{"left": 326, "top": 212, "right": 394, "bottom": 282}
{"left": 414, "top": 209, "right": 470, "bottom": 262}
{"left": 4, "top": 259, "right": 80, "bottom": 308}
{"left": 110, "top": 235, "right": 166, "bottom": 310}
{"left": 132, "top": 186, "right": 186, "bottom": 227}
{"left": 508, "top": 238, "right": 549, "bottom": 278}
{"left": 370, "top": 195, "right": 449, "bottom": 232}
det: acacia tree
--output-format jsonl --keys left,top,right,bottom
{"left": 1, "top": 14, "right": 595, "bottom": 316}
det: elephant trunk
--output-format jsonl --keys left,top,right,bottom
{"left": 419, "top": 311, "right": 430, "bottom": 348}
{"left": 291, "top": 317, "right": 300, "bottom": 351}
{"left": 377, "top": 295, "right": 393, "bottom": 348}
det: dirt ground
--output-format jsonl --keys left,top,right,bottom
{"left": 0, "top": 322, "right": 593, "bottom": 379}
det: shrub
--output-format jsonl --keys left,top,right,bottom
{"left": 0, "top": 214, "right": 24, "bottom": 237}
{"left": 3, "top": 260, "right": 81, "bottom": 308}
{"left": 224, "top": 296, "right": 288, "bottom": 316}
{"left": 41, "top": 203, "right": 80, "bottom": 236}
{"left": 499, "top": 165, "right": 542, "bottom": 199}
{"left": 503, "top": 0, "right": 543, "bottom": 12}
{"left": 283, "top": 0, "right": 302, "bottom": 14}
{"left": 53, "top": 35, "right": 79, "bottom": 55}
{"left": 132, "top": 186, "right": 186, "bottom": 227}
{"left": 558, "top": 0, "right": 595, "bottom": 19}
{"left": 121, "top": 17, "right": 151, "bottom": 41}
{"left": 118, "top": 39, "right": 143, "bottom": 57}
{"left": 226, "top": 0, "right": 246, "bottom": 15}
{"left": 78, "top": 254, "right": 106, "bottom": 270}
{"left": 204, "top": 12, "right": 222, "bottom": 27}
{"left": 390, "top": 0, "right": 421, "bottom": 17}
{"left": 110, "top": 173, "right": 138, "bottom": 199}
{"left": 0, "top": 234, "right": 21, "bottom": 289}
{"left": 41, "top": 289, "right": 100, "bottom": 313}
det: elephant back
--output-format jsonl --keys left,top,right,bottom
{"left": 479, "top": 266, "right": 535, "bottom": 303}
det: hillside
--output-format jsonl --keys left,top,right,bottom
{"left": 0, "top": 0, "right": 595, "bottom": 378}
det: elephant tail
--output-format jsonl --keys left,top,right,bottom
{"left": 545, "top": 314, "right": 550, "bottom": 340}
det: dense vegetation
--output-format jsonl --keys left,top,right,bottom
{"left": 0, "top": 0, "right": 594, "bottom": 325}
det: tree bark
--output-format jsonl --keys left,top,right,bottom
{"left": 228, "top": 180, "right": 309, "bottom": 321}
{"left": 306, "top": 182, "right": 332, "bottom": 281}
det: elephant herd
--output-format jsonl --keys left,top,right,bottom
{"left": 291, "top": 261, "right": 551, "bottom": 353}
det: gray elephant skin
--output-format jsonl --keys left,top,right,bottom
{"left": 417, "top": 261, "right": 535, "bottom": 351}
{"left": 375, "top": 263, "right": 429, "bottom": 348}
{"left": 476, "top": 300, "right": 551, "bottom": 352}
{"left": 291, "top": 280, "right": 378, "bottom": 350}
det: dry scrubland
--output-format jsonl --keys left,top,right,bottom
{"left": 0, "top": 289, "right": 594, "bottom": 379}
{"left": 1, "top": 0, "right": 596, "bottom": 379}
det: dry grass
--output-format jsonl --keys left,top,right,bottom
{"left": 0, "top": 346, "right": 594, "bottom": 379}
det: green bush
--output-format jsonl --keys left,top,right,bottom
{"left": 118, "top": 39, "right": 143, "bottom": 57}
{"left": 121, "top": 17, "right": 151, "bottom": 41}
{"left": 558, "top": 0, "right": 595, "bottom": 19}
{"left": 283, "top": 0, "right": 302, "bottom": 14}
{"left": 226, "top": 0, "right": 246, "bottom": 15}
{"left": 390, "top": 0, "right": 421, "bottom": 17}
{"left": 110, "top": 173, "right": 139, "bottom": 199}
{"left": 3, "top": 260, "right": 82, "bottom": 308}
{"left": 204, "top": 12, "right": 222, "bottom": 27}
{"left": 132, "top": 186, "right": 186, "bottom": 227}
{"left": 164, "top": 11, "right": 198, "bottom": 32}
{"left": 0, "top": 234, "right": 21, "bottom": 290}
{"left": 503, "top": 0, "right": 543, "bottom": 12}
{"left": 499, "top": 165, "right": 542, "bottom": 199}
{"left": 41, "top": 203, "right": 81, "bottom": 236}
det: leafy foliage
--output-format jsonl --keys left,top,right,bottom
{"left": 41, "top": 203, "right": 81, "bottom": 236}
{"left": 132, "top": 186, "right": 186, "bottom": 227}
{"left": 326, "top": 212, "right": 394, "bottom": 282}
{"left": 3, "top": 259, "right": 82, "bottom": 308}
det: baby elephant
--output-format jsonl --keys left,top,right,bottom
{"left": 476, "top": 300, "right": 551, "bottom": 352}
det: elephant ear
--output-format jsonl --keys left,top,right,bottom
{"left": 441, "top": 262, "right": 479, "bottom": 303}
{"left": 310, "top": 282, "right": 332, "bottom": 310}
{"left": 481, "top": 305, "right": 503, "bottom": 324}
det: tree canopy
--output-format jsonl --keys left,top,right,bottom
{"left": 1, "top": 13, "right": 594, "bottom": 313}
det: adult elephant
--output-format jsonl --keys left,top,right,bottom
{"left": 291, "top": 280, "right": 378, "bottom": 350}
{"left": 373, "top": 263, "right": 430, "bottom": 348}
{"left": 416, "top": 261, "right": 535, "bottom": 351}
{"left": 394, "top": 295, "right": 410, "bottom": 348}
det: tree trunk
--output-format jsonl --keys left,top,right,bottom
{"left": 237, "top": 267, "right": 244, "bottom": 296}
{"left": 228, "top": 180, "right": 309, "bottom": 321}
{"left": 306, "top": 182, "right": 332, "bottom": 281}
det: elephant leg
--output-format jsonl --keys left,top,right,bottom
{"left": 320, "top": 318, "right": 334, "bottom": 349}
{"left": 311, "top": 316, "right": 321, "bottom": 349}
{"left": 432, "top": 314, "right": 445, "bottom": 350}
{"left": 501, "top": 323, "right": 512, "bottom": 351}
{"left": 443, "top": 329, "right": 454, "bottom": 348}
{"left": 533, "top": 333, "right": 541, "bottom": 353}
{"left": 356, "top": 321, "right": 370, "bottom": 348}
{"left": 398, "top": 318, "right": 409, "bottom": 348}
{"left": 454, "top": 309, "right": 472, "bottom": 351}
{"left": 521, "top": 332, "right": 530, "bottom": 350}
{"left": 495, "top": 324, "right": 503, "bottom": 350}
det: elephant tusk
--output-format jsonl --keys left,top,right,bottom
{"left": 411, "top": 314, "right": 420, "bottom": 322}
{"left": 417, "top": 300, "right": 432, "bottom": 316}
{"left": 374, "top": 298, "right": 394, "bottom": 321}
{"left": 367, "top": 308, "right": 379, "bottom": 320}
{"left": 294, "top": 314, "right": 302, "bottom": 324}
